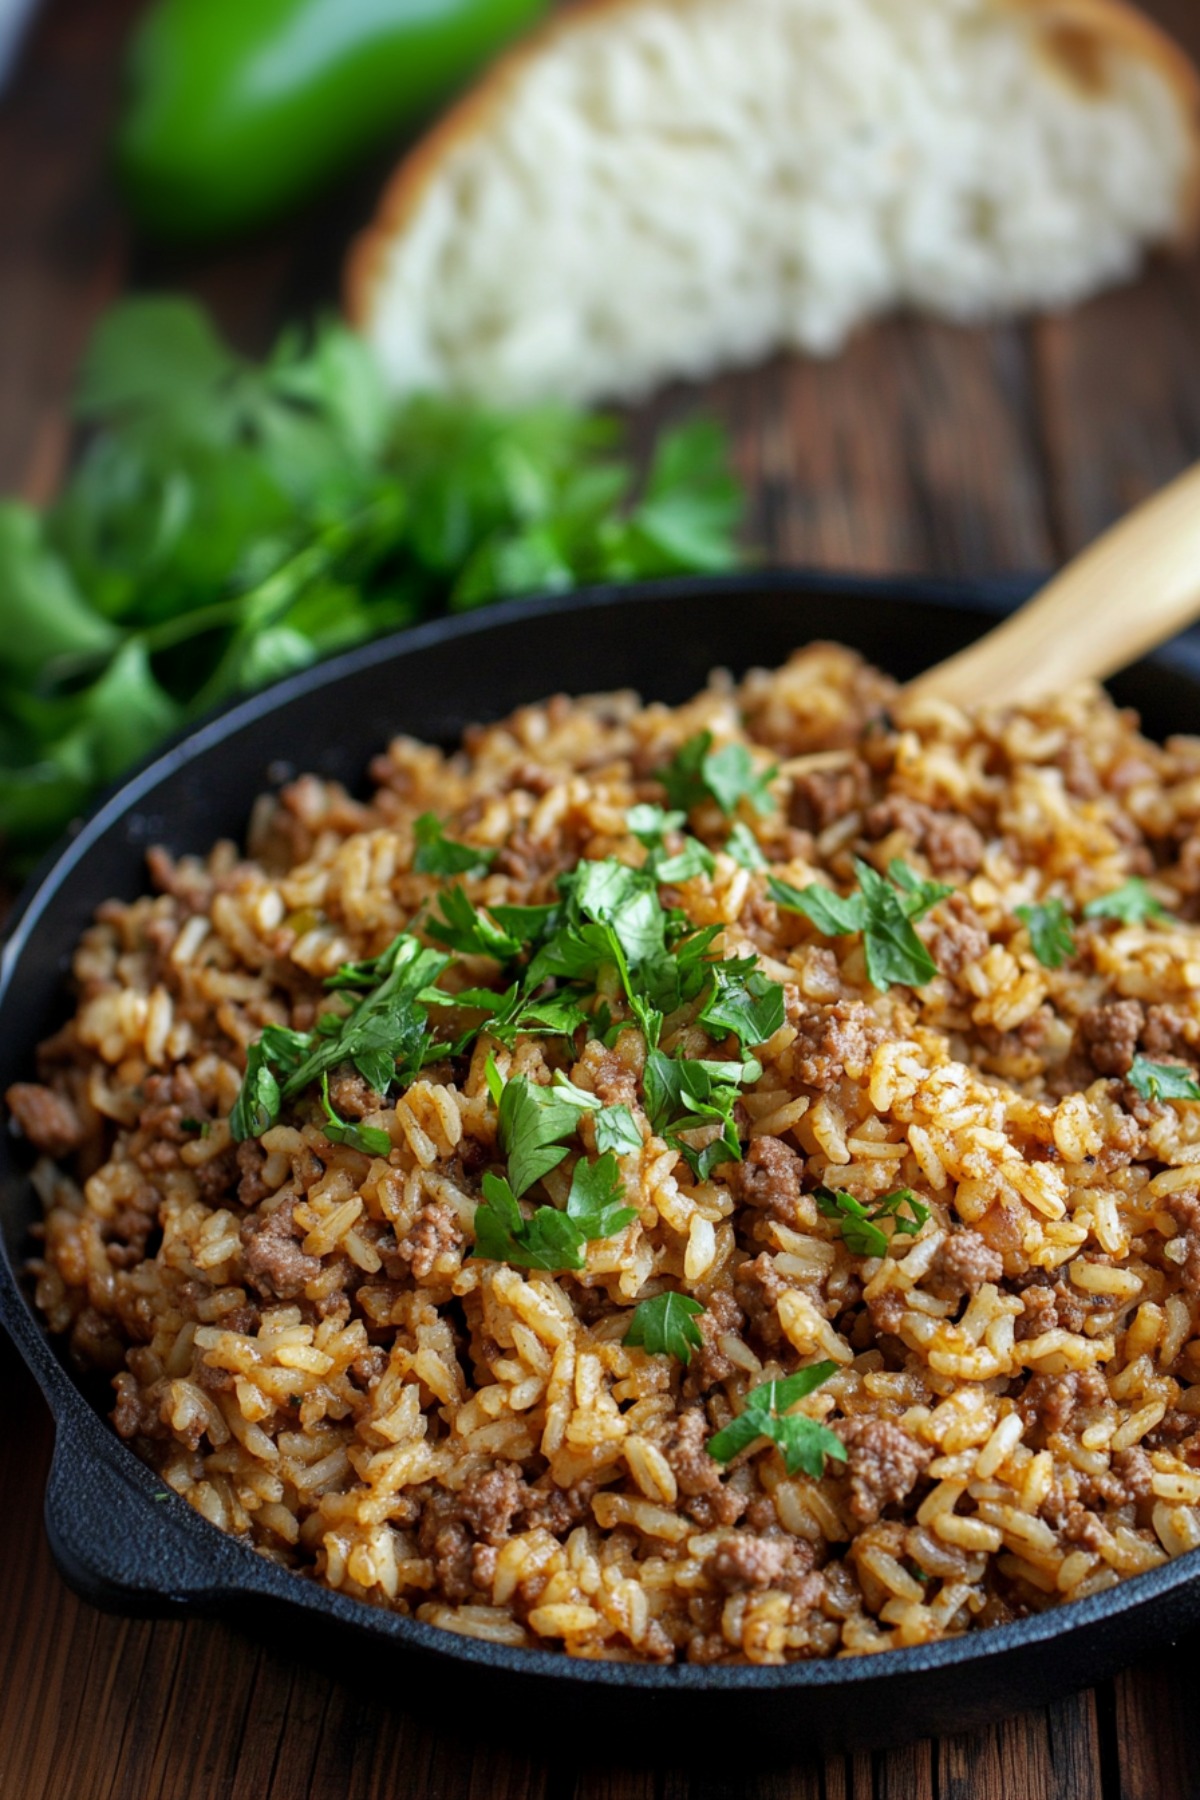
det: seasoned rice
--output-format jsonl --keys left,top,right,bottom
{"left": 14, "top": 642, "right": 1200, "bottom": 1665}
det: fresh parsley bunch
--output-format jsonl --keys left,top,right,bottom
{"left": 0, "top": 298, "right": 745, "bottom": 868}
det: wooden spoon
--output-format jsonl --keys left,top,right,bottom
{"left": 903, "top": 460, "right": 1200, "bottom": 710}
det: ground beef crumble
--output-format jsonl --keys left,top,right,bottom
{"left": 734, "top": 1253, "right": 789, "bottom": 1349}
{"left": 704, "top": 1533, "right": 819, "bottom": 1598}
{"left": 788, "top": 760, "right": 870, "bottom": 833}
{"left": 790, "top": 1000, "right": 886, "bottom": 1090}
{"left": 862, "top": 795, "right": 985, "bottom": 877}
{"left": 240, "top": 1197, "right": 320, "bottom": 1300}
{"left": 930, "top": 1229, "right": 1003, "bottom": 1299}
{"left": 6, "top": 1082, "right": 84, "bottom": 1158}
{"left": 835, "top": 1418, "right": 933, "bottom": 1523}
{"left": 1077, "top": 1000, "right": 1144, "bottom": 1077}
{"left": 395, "top": 1202, "right": 463, "bottom": 1280}
{"left": 729, "top": 1134, "right": 803, "bottom": 1223}
{"left": 922, "top": 893, "right": 990, "bottom": 978}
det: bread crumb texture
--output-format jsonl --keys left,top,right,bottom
{"left": 350, "top": 0, "right": 1200, "bottom": 404}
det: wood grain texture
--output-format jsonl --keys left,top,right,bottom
{"left": 4, "top": 0, "right": 1200, "bottom": 1796}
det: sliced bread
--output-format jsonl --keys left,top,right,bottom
{"left": 347, "top": 0, "right": 1200, "bottom": 404}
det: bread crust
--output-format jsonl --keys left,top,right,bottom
{"left": 345, "top": 0, "right": 1200, "bottom": 333}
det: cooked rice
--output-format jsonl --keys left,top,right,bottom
{"left": 14, "top": 642, "right": 1200, "bottom": 1666}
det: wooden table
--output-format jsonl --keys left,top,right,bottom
{"left": 4, "top": 2, "right": 1200, "bottom": 1794}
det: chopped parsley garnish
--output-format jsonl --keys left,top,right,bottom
{"left": 814, "top": 1185, "right": 930, "bottom": 1258}
{"left": 419, "top": 981, "right": 588, "bottom": 1047}
{"left": 493, "top": 1069, "right": 591, "bottom": 1196}
{"left": 627, "top": 803, "right": 686, "bottom": 847}
{"left": 725, "top": 821, "right": 768, "bottom": 872}
{"left": 768, "top": 857, "right": 948, "bottom": 991}
{"left": 563, "top": 1149, "right": 639, "bottom": 1240}
{"left": 471, "top": 1150, "right": 636, "bottom": 1272}
{"left": 698, "top": 963, "right": 786, "bottom": 1050}
{"left": 625, "top": 787, "right": 718, "bottom": 878}
{"left": 593, "top": 1105, "right": 643, "bottom": 1155}
{"left": 229, "top": 1037, "right": 284, "bottom": 1140}
{"left": 643, "top": 1049, "right": 761, "bottom": 1180}
{"left": 229, "top": 934, "right": 448, "bottom": 1140}
{"left": 1015, "top": 898, "right": 1076, "bottom": 970}
{"left": 412, "top": 813, "right": 497, "bottom": 879}
{"left": 654, "top": 839, "right": 717, "bottom": 884}
{"left": 425, "top": 888, "right": 527, "bottom": 962}
{"left": 471, "top": 1066, "right": 638, "bottom": 1268}
{"left": 1083, "top": 879, "right": 1171, "bottom": 926}
{"left": 471, "top": 1172, "right": 582, "bottom": 1271}
{"left": 624, "top": 1292, "right": 706, "bottom": 1364}
{"left": 661, "top": 731, "right": 777, "bottom": 818}
{"left": 317, "top": 1072, "right": 392, "bottom": 1157}
{"left": 1126, "top": 1056, "right": 1200, "bottom": 1103}
{"left": 706, "top": 1363, "right": 847, "bottom": 1479}
{"left": 229, "top": 842, "right": 780, "bottom": 1207}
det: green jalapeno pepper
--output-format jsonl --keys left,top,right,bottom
{"left": 118, "top": 0, "right": 548, "bottom": 242}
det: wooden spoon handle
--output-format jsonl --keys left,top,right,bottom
{"left": 904, "top": 460, "right": 1200, "bottom": 710}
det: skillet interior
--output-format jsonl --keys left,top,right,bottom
{"left": 5, "top": 570, "right": 1200, "bottom": 1750}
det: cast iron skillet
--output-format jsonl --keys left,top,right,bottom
{"left": 6, "top": 571, "right": 1200, "bottom": 1753}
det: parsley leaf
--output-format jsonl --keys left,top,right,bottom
{"left": 661, "top": 731, "right": 776, "bottom": 818}
{"left": 624, "top": 1292, "right": 706, "bottom": 1364}
{"left": 497, "top": 1074, "right": 588, "bottom": 1197}
{"left": 282, "top": 937, "right": 449, "bottom": 1096}
{"left": 229, "top": 936, "right": 447, "bottom": 1140}
{"left": 426, "top": 888, "right": 524, "bottom": 962}
{"left": 471, "top": 1151, "right": 635, "bottom": 1272}
{"left": 725, "top": 821, "right": 768, "bottom": 872}
{"left": 500, "top": 992, "right": 590, "bottom": 1043}
{"left": 654, "top": 839, "right": 717, "bottom": 884}
{"left": 626, "top": 802, "right": 719, "bottom": 885}
{"left": 886, "top": 860, "right": 954, "bottom": 918}
{"left": 317, "top": 1072, "right": 392, "bottom": 1157}
{"left": 643, "top": 1049, "right": 759, "bottom": 1179}
{"left": 706, "top": 1364, "right": 847, "bottom": 1478}
{"left": 1016, "top": 899, "right": 1076, "bottom": 969}
{"left": 487, "top": 902, "right": 559, "bottom": 944}
{"left": 565, "top": 1151, "right": 638, "bottom": 1239}
{"left": 594, "top": 1105, "right": 643, "bottom": 1155}
{"left": 767, "top": 874, "right": 865, "bottom": 935}
{"left": 1083, "top": 879, "right": 1171, "bottom": 926}
{"left": 412, "top": 813, "right": 496, "bottom": 879}
{"left": 698, "top": 965, "right": 786, "bottom": 1050}
{"left": 769, "top": 857, "right": 943, "bottom": 991}
{"left": 471, "top": 1171, "right": 587, "bottom": 1272}
{"left": 814, "top": 1186, "right": 930, "bottom": 1258}
{"left": 230, "top": 1040, "right": 283, "bottom": 1140}
{"left": 1126, "top": 1057, "right": 1200, "bottom": 1103}
{"left": 567, "top": 860, "right": 669, "bottom": 967}
{"left": 627, "top": 803, "right": 686, "bottom": 847}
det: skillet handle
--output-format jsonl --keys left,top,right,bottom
{"left": 44, "top": 1421, "right": 258, "bottom": 1617}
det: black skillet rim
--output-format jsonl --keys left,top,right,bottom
{"left": 4, "top": 565, "right": 1200, "bottom": 1695}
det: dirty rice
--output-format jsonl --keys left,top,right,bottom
{"left": 14, "top": 644, "right": 1200, "bottom": 1665}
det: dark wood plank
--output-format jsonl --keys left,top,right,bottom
{"left": 1110, "top": 1658, "right": 1200, "bottom": 1800}
{"left": 937, "top": 1688, "right": 1105, "bottom": 1800}
{"left": 0, "top": 0, "right": 138, "bottom": 500}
